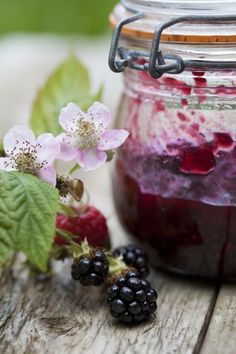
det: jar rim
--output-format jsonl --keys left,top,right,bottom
{"left": 123, "top": 0, "right": 236, "bottom": 13}
{"left": 111, "top": 2, "right": 236, "bottom": 44}
{"left": 110, "top": 13, "right": 236, "bottom": 43}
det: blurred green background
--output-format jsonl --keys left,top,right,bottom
{"left": 0, "top": 0, "right": 118, "bottom": 35}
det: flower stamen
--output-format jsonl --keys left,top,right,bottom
{"left": 76, "top": 119, "right": 101, "bottom": 151}
{"left": 5, "top": 141, "right": 45, "bottom": 175}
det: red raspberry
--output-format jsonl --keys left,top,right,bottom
{"left": 55, "top": 206, "right": 109, "bottom": 248}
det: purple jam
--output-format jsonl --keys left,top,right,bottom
{"left": 112, "top": 70, "right": 236, "bottom": 280}
{"left": 113, "top": 147, "right": 236, "bottom": 279}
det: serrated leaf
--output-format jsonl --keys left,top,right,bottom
{"left": 0, "top": 171, "right": 59, "bottom": 271}
{"left": 30, "top": 55, "right": 103, "bottom": 136}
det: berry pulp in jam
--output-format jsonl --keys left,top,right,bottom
{"left": 113, "top": 157, "right": 236, "bottom": 279}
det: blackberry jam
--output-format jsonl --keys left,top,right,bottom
{"left": 109, "top": 0, "right": 236, "bottom": 279}
{"left": 112, "top": 69, "right": 236, "bottom": 279}
{"left": 113, "top": 152, "right": 236, "bottom": 279}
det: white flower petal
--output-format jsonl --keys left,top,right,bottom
{"left": 77, "top": 148, "right": 107, "bottom": 171}
{"left": 4, "top": 126, "right": 35, "bottom": 154}
{"left": 38, "top": 165, "right": 57, "bottom": 186}
{"left": 97, "top": 129, "right": 129, "bottom": 151}
{"left": 36, "top": 133, "right": 60, "bottom": 164}
{"left": 59, "top": 102, "right": 85, "bottom": 133}
{"left": 56, "top": 133, "right": 78, "bottom": 161}
{"left": 88, "top": 102, "right": 110, "bottom": 129}
{"left": 0, "top": 157, "right": 16, "bottom": 171}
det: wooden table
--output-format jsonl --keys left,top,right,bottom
{"left": 0, "top": 166, "right": 235, "bottom": 354}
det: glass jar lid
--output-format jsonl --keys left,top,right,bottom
{"left": 109, "top": 0, "right": 236, "bottom": 78}
{"left": 110, "top": 0, "right": 236, "bottom": 43}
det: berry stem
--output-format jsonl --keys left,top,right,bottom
{"left": 55, "top": 228, "right": 77, "bottom": 244}
{"left": 69, "top": 163, "right": 81, "bottom": 175}
{"left": 57, "top": 203, "right": 77, "bottom": 216}
{"left": 55, "top": 228, "right": 82, "bottom": 245}
{"left": 55, "top": 228, "right": 85, "bottom": 258}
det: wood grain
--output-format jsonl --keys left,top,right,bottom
{"left": 201, "top": 285, "right": 236, "bottom": 354}
{"left": 0, "top": 262, "right": 216, "bottom": 354}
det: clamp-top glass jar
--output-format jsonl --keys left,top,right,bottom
{"left": 109, "top": 0, "right": 236, "bottom": 280}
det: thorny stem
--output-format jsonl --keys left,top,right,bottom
{"left": 56, "top": 228, "right": 77, "bottom": 243}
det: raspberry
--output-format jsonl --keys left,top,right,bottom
{"left": 113, "top": 245, "right": 149, "bottom": 277}
{"left": 107, "top": 271, "right": 157, "bottom": 324}
{"left": 71, "top": 249, "right": 109, "bottom": 286}
{"left": 55, "top": 205, "right": 109, "bottom": 248}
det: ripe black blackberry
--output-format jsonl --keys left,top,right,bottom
{"left": 107, "top": 270, "right": 157, "bottom": 324}
{"left": 71, "top": 249, "right": 109, "bottom": 286}
{"left": 113, "top": 245, "right": 149, "bottom": 277}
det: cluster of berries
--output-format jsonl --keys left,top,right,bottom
{"left": 55, "top": 205, "right": 158, "bottom": 325}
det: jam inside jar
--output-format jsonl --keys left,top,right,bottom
{"left": 110, "top": 0, "right": 236, "bottom": 279}
{"left": 113, "top": 69, "right": 236, "bottom": 280}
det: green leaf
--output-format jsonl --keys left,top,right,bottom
{"left": 0, "top": 171, "right": 59, "bottom": 271}
{"left": 0, "top": 241, "right": 11, "bottom": 266}
{"left": 30, "top": 55, "right": 103, "bottom": 136}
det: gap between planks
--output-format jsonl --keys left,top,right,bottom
{"left": 201, "top": 284, "right": 236, "bottom": 354}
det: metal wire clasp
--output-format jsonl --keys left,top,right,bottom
{"left": 108, "top": 3, "right": 236, "bottom": 79}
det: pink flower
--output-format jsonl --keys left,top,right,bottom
{"left": 0, "top": 126, "right": 60, "bottom": 186}
{"left": 57, "top": 102, "right": 129, "bottom": 171}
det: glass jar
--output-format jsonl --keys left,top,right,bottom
{"left": 109, "top": 0, "right": 236, "bottom": 280}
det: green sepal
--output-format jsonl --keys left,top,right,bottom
{"left": 106, "top": 253, "right": 127, "bottom": 276}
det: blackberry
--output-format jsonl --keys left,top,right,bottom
{"left": 113, "top": 245, "right": 149, "bottom": 277}
{"left": 107, "top": 270, "right": 157, "bottom": 324}
{"left": 71, "top": 249, "right": 109, "bottom": 286}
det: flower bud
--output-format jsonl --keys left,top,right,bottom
{"left": 106, "top": 150, "right": 115, "bottom": 162}
{"left": 69, "top": 179, "right": 84, "bottom": 202}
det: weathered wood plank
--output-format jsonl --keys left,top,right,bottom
{"left": 0, "top": 263, "right": 216, "bottom": 354}
{"left": 201, "top": 285, "right": 236, "bottom": 354}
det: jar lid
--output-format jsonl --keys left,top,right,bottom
{"left": 109, "top": 0, "right": 236, "bottom": 78}
{"left": 110, "top": 0, "right": 236, "bottom": 43}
